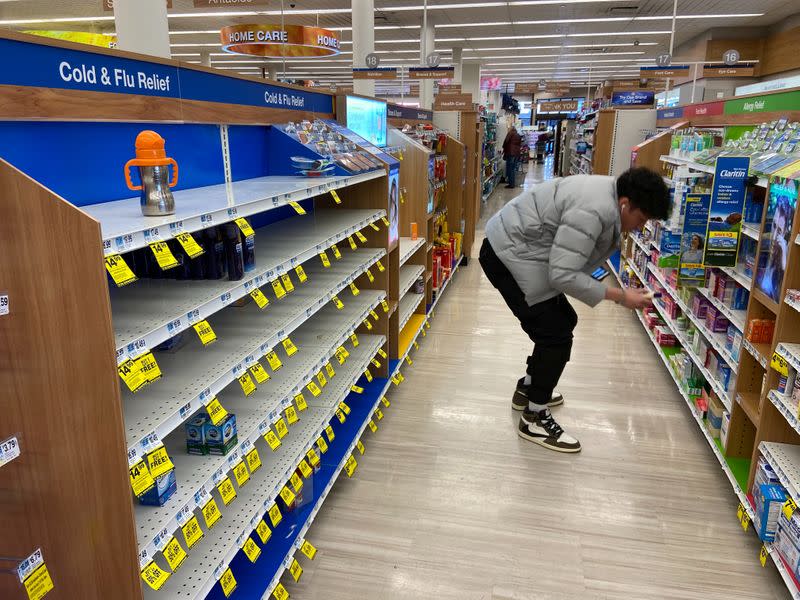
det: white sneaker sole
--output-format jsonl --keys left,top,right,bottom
{"left": 516, "top": 427, "right": 582, "bottom": 453}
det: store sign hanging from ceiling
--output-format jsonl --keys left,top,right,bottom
{"left": 352, "top": 68, "right": 398, "bottom": 80}
{"left": 639, "top": 65, "right": 691, "bottom": 79}
{"left": 408, "top": 66, "right": 454, "bottom": 79}
{"left": 220, "top": 24, "right": 341, "bottom": 57}
{"left": 103, "top": 0, "right": 172, "bottom": 10}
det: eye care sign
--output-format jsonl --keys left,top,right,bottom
{"left": 703, "top": 157, "right": 750, "bottom": 267}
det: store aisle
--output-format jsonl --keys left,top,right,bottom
{"left": 290, "top": 164, "right": 790, "bottom": 600}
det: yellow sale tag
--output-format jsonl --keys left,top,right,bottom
{"left": 295, "top": 265, "right": 308, "bottom": 282}
{"left": 391, "top": 374, "right": 402, "bottom": 386}
{"left": 348, "top": 236, "right": 358, "bottom": 250}
{"left": 141, "top": 560, "right": 170, "bottom": 591}
{"left": 202, "top": 497, "right": 222, "bottom": 529}
{"left": 737, "top": 503, "right": 745, "bottom": 521}
{"left": 376, "top": 409, "right": 384, "bottom": 421}
{"left": 381, "top": 299, "right": 389, "bottom": 313}
{"left": 251, "top": 288, "right": 270, "bottom": 309}
{"left": 405, "top": 355, "right": 413, "bottom": 366}
{"left": 398, "top": 373, "right": 405, "bottom": 383}
{"left": 300, "top": 540, "right": 317, "bottom": 560}
{"left": 330, "top": 189, "right": 341, "bottom": 204}
{"left": 356, "top": 440, "right": 365, "bottom": 455}
{"left": 146, "top": 446, "right": 174, "bottom": 479}
{"left": 356, "top": 231, "right": 368, "bottom": 243}
{"left": 370, "top": 221, "right": 380, "bottom": 231}
{"left": 381, "top": 217, "right": 390, "bottom": 227}
{"left": 175, "top": 232, "right": 205, "bottom": 258}
{"left": 256, "top": 519, "right": 272, "bottom": 544}
{"left": 265, "top": 430, "right": 281, "bottom": 451}
{"left": 266, "top": 351, "right": 283, "bottom": 371}
{"left": 351, "top": 385, "right": 364, "bottom": 393}
{"left": 295, "top": 393, "right": 308, "bottom": 411}
{"left": 332, "top": 295, "right": 344, "bottom": 310}
{"left": 370, "top": 309, "right": 379, "bottom": 320}
{"left": 274, "top": 582, "right": 289, "bottom": 600}
{"left": 182, "top": 515, "right": 204, "bottom": 549}
{"left": 741, "top": 512, "right": 751, "bottom": 531}
{"left": 349, "top": 282, "right": 360, "bottom": 296}
{"left": 207, "top": 397, "right": 229, "bottom": 425}
{"left": 319, "top": 251, "right": 331, "bottom": 267}
{"left": 286, "top": 406, "right": 299, "bottom": 424}
{"left": 307, "top": 381, "right": 322, "bottom": 397}
{"left": 299, "top": 459, "right": 313, "bottom": 477}
{"left": 289, "top": 201, "right": 307, "bottom": 215}
{"left": 233, "top": 460, "right": 250, "bottom": 487}
{"left": 105, "top": 253, "right": 137, "bottom": 286}
{"left": 425, "top": 320, "right": 431, "bottom": 329}
{"left": 422, "top": 329, "right": 426, "bottom": 337}
{"left": 339, "top": 401, "right": 351, "bottom": 415}
{"left": 317, "top": 370, "right": 327, "bottom": 388}
{"left": 220, "top": 567, "right": 237, "bottom": 597}
{"left": 136, "top": 352, "right": 162, "bottom": 384}
{"left": 275, "top": 417, "right": 289, "bottom": 439}
{"left": 345, "top": 454, "right": 358, "bottom": 477}
{"left": 280, "top": 485, "right": 296, "bottom": 506}
{"left": 118, "top": 359, "right": 146, "bottom": 393}
{"left": 307, "top": 448, "right": 320, "bottom": 467}
{"left": 235, "top": 217, "right": 255, "bottom": 237}
{"left": 784, "top": 498, "right": 798, "bottom": 520}
{"left": 272, "top": 278, "right": 287, "bottom": 299}
{"left": 290, "top": 472, "right": 303, "bottom": 492}
{"left": 130, "top": 459, "right": 156, "bottom": 497}
{"left": 363, "top": 319, "right": 373, "bottom": 331}
{"left": 247, "top": 448, "right": 262, "bottom": 473}
{"left": 282, "top": 338, "right": 298, "bottom": 356}
{"left": 772, "top": 352, "right": 790, "bottom": 377}
{"left": 325, "top": 362, "right": 336, "bottom": 378}
{"left": 331, "top": 244, "right": 342, "bottom": 259}
{"left": 368, "top": 420, "right": 378, "bottom": 433}
{"left": 218, "top": 477, "right": 237, "bottom": 505}
{"left": 378, "top": 348, "right": 387, "bottom": 359}
{"left": 381, "top": 397, "right": 390, "bottom": 407}
{"left": 413, "top": 341, "right": 419, "bottom": 350}
{"left": 238, "top": 373, "right": 257, "bottom": 396}
{"left": 371, "top": 357, "right": 382, "bottom": 368}
{"left": 269, "top": 503, "right": 282, "bottom": 527}
{"left": 364, "top": 369, "right": 373, "bottom": 382}
{"left": 281, "top": 273, "right": 295, "bottom": 293}
{"left": 760, "top": 544, "right": 769, "bottom": 567}
{"left": 289, "top": 558, "right": 303, "bottom": 582}
{"left": 243, "top": 537, "right": 261, "bottom": 563}
{"left": 317, "top": 436, "right": 329, "bottom": 454}
{"left": 336, "top": 349, "right": 347, "bottom": 365}
{"left": 336, "top": 410, "right": 346, "bottom": 424}
{"left": 164, "top": 536, "right": 187, "bottom": 572}
{"left": 325, "top": 425, "right": 335, "bottom": 442}
{"left": 376, "top": 260, "right": 385, "bottom": 272}
{"left": 150, "top": 241, "right": 179, "bottom": 270}
{"left": 250, "top": 362, "right": 271, "bottom": 384}
{"left": 350, "top": 333, "right": 359, "bottom": 347}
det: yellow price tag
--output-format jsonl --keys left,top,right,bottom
{"left": 370, "top": 308, "right": 379, "bottom": 320}
{"left": 273, "top": 582, "right": 289, "bottom": 600}
{"left": 219, "top": 567, "right": 237, "bottom": 597}
{"left": 391, "top": 374, "right": 402, "bottom": 386}
{"left": 246, "top": 447, "right": 262, "bottom": 473}
{"left": 330, "top": 189, "right": 342, "bottom": 204}
{"left": 405, "top": 355, "right": 413, "bottom": 366}
{"left": 281, "top": 273, "right": 295, "bottom": 293}
{"left": 243, "top": 537, "right": 261, "bottom": 563}
{"left": 332, "top": 295, "right": 344, "bottom": 309}
{"left": 737, "top": 503, "right": 745, "bottom": 521}
{"left": 271, "top": 278, "right": 287, "bottom": 299}
{"left": 182, "top": 515, "right": 204, "bottom": 549}
{"left": 345, "top": 454, "right": 358, "bottom": 477}
{"left": 370, "top": 221, "right": 380, "bottom": 231}
{"left": 141, "top": 560, "right": 170, "bottom": 591}
{"left": 136, "top": 352, "right": 162, "bottom": 384}
{"left": 295, "top": 393, "right": 308, "bottom": 411}
{"left": 250, "top": 288, "right": 270, "bottom": 309}
{"left": 772, "top": 352, "right": 790, "bottom": 377}
{"left": 105, "top": 253, "right": 137, "bottom": 286}
{"left": 235, "top": 217, "right": 255, "bottom": 237}
{"left": 317, "top": 370, "right": 327, "bottom": 388}
{"left": 784, "top": 498, "right": 798, "bottom": 520}
{"left": 118, "top": 359, "right": 146, "bottom": 393}
{"left": 356, "top": 230, "right": 368, "bottom": 243}
{"left": 130, "top": 459, "right": 156, "bottom": 497}
{"left": 300, "top": 540, "right": 317, "bottom": 560}
{"left": 364, "top": 369, "right": 373, "bottom": 382}
{"left": 280, "top": 485, "right": 296, "bottom": 506}
{"left": 275, "top": 417, "right": 289, "bottom": 439}
{"left": 339, "top": 401, "right": 351, "bottom": 415}
{"left": 336, "top": 410, "right": 346, "bottom": 424}
{"left": 150, "top": 241, "right": 179, "bottom": 270}
{"left": 268, "top": 503, "right": 282, "bottom": 527}
{"left": 377, "top": 348, "right": 388, "bottom": 359}
{"left": 266, "top": 351, "right": 283, "bottom": 371}
{"left": 351, "top": 385, "right": 364, "bottom": 393}
{"left": 164, "top": 536, "right": 187, "bottom": 572}
{"left": 317, "top": 436, "right": 329, "bottom": 454}
{"left": 256, "top": 519, "right": 272, "bottom": 544}
{"left": 325, "top": 362, "right": 336, "bottom": 378}
{"left": 325, "top": 425, "right": 335, "bottom": 442}
{"left": 238, "top": 373, "right": 257, "bottom": 396}
{"left": 363, "top": 319, "right": 373, "bottom": 331}
{"left": 290, "top": 472, "right": 304, "bottom": 492}
{"left": 350, "top": 333, "right": 359, "bottom": 347}
{"left": 350, "top": 282, "right": 360, "bottom": 296}
{"left": 381, "top": 299, "right": 389, "bottom": 313}
{"left": 368, "top": 420, "right": 378, "bottom": 433}
{"left": 282, "top": 337, "right": 298, "bottom": 356}
{"left": 331, "top": 243, "right": 342, "bottom": 259}
{"left": 381, "top": 216, "right": 390, "bottom": 227}
{"left": 375, "top": 409, "right": 384, "bottom": 421}
{"left": 307, "top": 448, "right": 321, "bottom": 467}
{"left": 265, "top": 430, "right": 281, "bottom": 451}
{"left": 356, "top": 440, "right": 365, "bottom": 455}
{"left": 175, "top": 232, "right": 205, "bottom": 258}
{"left": 413, "top": 341, "right": 419, "bottom": 350}
{"left": 206, "top": 397, "right": 229, "bottom": 426}
{"left": 741, "top": 512, "right": 751, "bottom": 531}
{"left": 299, "top": 459, "right": 313, "bottom": 477}
{"left": 289, "top": 201, "right": 307, "bottom": 215}
{"left": 286, "top": 406, "right": 299, "bottom": 424}
{"left": 146, "top": 445, "right": 174, "bottom": 479}
{"left": 760, "top": 544, "right": 769, "bottom": 567}
{"left": 295, "top": 265, "right": 308, "bottom": 282}
{"left": 376, "top": 260, "right": 385, "bottom": 272}
{"left": 289, "top": 558, "right": 303, "bottom": 582}
{"left": 233, "top": 460, "right": 250, "bottom": 487}
{"left": 348, "top": 236, "right": 358, "bottom": 250}
{"left": 250, "top": 362, "right": 271, "bottom": 384}
{"left": 202, "top": 497, "right": 222, "bottom": 529}
{"left": 381, "top": 396, "right": 390, "bottom": 407}
{"left": 307, "top": 381, "right": 322, "bottom": 397}
{"left": 218, "top": 477, "right": 237, "bottom": 505}
{"left": 371, "top": 357, "right": 382, "bottom": 368}
{"left": 319, "top": 251, "right": 331, "bottom": 267}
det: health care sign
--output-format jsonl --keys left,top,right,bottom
{"left": 220, "top": 24, "right": 341, "bottom": 57}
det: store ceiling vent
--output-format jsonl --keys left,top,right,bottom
{"left": 607, "top": 5, "right": 639, "bottom": 14}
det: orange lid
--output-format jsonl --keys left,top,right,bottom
{"left": 129, "top": 130, "right": 170, "bottom": 166}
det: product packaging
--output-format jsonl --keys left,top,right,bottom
{"left": 720, "top": 411, "right": 730, "bottom": 448}
{"left": 706, "top": 394, "right": 724, "bottom": 436}
{"left": 139, "top": 470, "right": 177, "bottom": 506}
{"left": 204, "top": 413, "right": 238, "bottom": 455}
{"left": 753, "top": 483, "right": 787, "bottom": 542}
{"left": 186, "top": 415, "right": 208, "bottom": 455}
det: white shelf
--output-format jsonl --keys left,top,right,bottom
{"left": 631, "top": 234, "right": 651, "bottom": 255}
{"left": 88, "top": 171, "right": 386, "bottom": 257}
{"left": 696, "top": 287, "right": 746, "bottom": 332}
{"left": 776, "top": 343, "right": 800, "bottom": 374}
{"left": 785, "top": 292, "right": 800, "bottom": 315}
{"left": 626, "top": 258, "right": 649, "bottom": 285}
{"left": 133, "top": 289, "right": 386, "bottom": 558}
{"left": 720, "top": 266, "right": 753, "bottom": 291}
{"left": 123, "top": 249, "right": 385, "bottom": 460}
{"left": 399, "top": 264, "right": 425, "bottom": 301}
{"left": 741, "top": 222, "right": 760, "bottom": 240}
{"left": 744, "top": 338, "right": 770, "bottom": 369}
{"left": 398, "top": 292, "right": 424, "bottom": 332}
{"left": 399, "top": 237, "right": 425, "bottom": 267}
{"left": 430, "top": 255, "right": 462, "bottom": 313}
{"left": 767, "top": 390, "right": 800, "bottom": 441}
{"left": 112, "top": 209, "right": 385, "bottom": 361}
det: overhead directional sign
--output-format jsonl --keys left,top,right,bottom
{"left": 409, "top": 66, "right": 454, "bottom": 79}
{"left": 352, "top": 68, "right": 397, "bottom": 80}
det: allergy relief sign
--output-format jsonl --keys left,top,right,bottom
{"left": 703, "top": 156, "right": 751, "bottom": 267}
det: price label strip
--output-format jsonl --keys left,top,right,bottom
{"left": 356, "top": 440, "right": 365, "bottom": 455}
{"left": 325, "top": 425, "right": 335, "bottom": 442}
{"left": 784, "top": 498, "right": 798, "bottom": 520}
{"left": 283, "top": 337, "right": 298, "bottom": 356}
{"left": 146, "top": 445, "right": 175, "bottom": 480}
{"left": 269, "top": 502, "right": 282, "bottom": 527}
{"left": 345, "top": 454, "right": 358, "bottom": 477}
{"left": 275, "top": 417, "right": 289, "bottom": 439}
{"left": 289, "top": 558, "right": 303, "bottom": 582}
{"left": 330, "top": 189, "right": 342, "bottom": 204}
{"left": 246, "top": 448, "right": 262, "bottom": 473}
{"left": 265, "top": 430, "right": 282, "bottom": 451}
{"left": 295, "top": 265, "right": 308, "bottom": 282}
{"left": 351, "top": 385, "right": 364, "bottom": 393}
{"left": 289, "top": 201, "right": 307, "bottom": 215}
{"left": 281, "top": 273, "right": 295, "bottom": 293}
{"left": 234, "top": 460, "right": 251, "bottom": 487}
{"left": 300, "top": 540, "right": 318, "bottom": 560}
{"left": 286, "top": 406, "right": 299, "bottom": 424}
{"left": 274, "top": 582, "right": 290, "bottom": 600}
{"left": 266, "top": 351, "right": 283, "bottom": 371}
{"left": 202, "top": 497, "right": 222, "bottom": 529}
{"left": 272, "top": 279, "right": 287, "bottom": 299}
{"left": 760, "top": 544, "right": 769, "bottom": 567}
{"left": 348, "top": 236, "right": 358, "bottom": 251}
{"left": 238, "top": 373, "right": 257, "bottom": 396}
{"left": 130, "top": 459, "right": 156, "bottom": 497}
{"left": 295, "top": 392, "right": 308, "bottom": 411}
{"left": 356, "top": 231, "right": 368, "bottom": 244}
{"left": 307, "top": 448, "right": 321, "bottom": 467}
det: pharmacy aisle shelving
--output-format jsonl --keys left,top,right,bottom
{"left": 398, "top": 236, "right": 425, "bottom": 267}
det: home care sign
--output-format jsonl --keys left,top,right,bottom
{"left": 703, "top": 156, "right": 751, "bottom": 267}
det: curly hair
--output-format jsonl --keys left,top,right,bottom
{"left": 617, "top": 167, "right": 672, "bottom": 221}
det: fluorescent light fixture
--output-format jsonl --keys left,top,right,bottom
{"left": 0, "top": 15, "right": 114, "bottom": 25}
{"left": 435, "top": 13, "right": 762, "bottom": 27}
{"left": 438, "top": 31, "right": 670, "bottom": 42}
{"left": 464, "top": 42, "right": 659, "bottom": 51}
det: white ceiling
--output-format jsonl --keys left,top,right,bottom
{"left": 0, "top": 0, "right": 797, "bottom": 93}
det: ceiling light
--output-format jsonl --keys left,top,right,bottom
{"left": 438, "top": 31, "right": 669, "bottom": 42}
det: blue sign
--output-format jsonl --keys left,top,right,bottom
{"left": 387, "top": 104, "right": 432, "bottom": 122}
{"left": 658, "top": 107, "right": 684, "bottom": 120}
{"left": 611, "top": 91, "right": 655, "bottom": 106}
{"left": 679, "top": 193, "right": 712, "bottom": 285}
{"left": 703, "top": 156, "right": 751, "bottom": 267}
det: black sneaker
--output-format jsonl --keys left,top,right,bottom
{"left": 512, "top": 378, "right": 564, "bottom": 410}
{"left": 518, "top": 409, "right": 581, "bottom": 453}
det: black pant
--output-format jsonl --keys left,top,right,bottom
{"left": 479, "top": 238, "right": 578, "bottom": 406}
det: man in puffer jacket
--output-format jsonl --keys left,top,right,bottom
{"left": 480, "top": 167, "right": 671, "bottom": 452}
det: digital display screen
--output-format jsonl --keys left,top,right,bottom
{"left": 756, "top": 177, "right": 798, "bottom": 303}
{"left": 345, "top": 96, "right": 387, "bottom": 147}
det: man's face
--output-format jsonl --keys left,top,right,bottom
{"left": 620, "top": 198, "right": 650, "bottom": 232}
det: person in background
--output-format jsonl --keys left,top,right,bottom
{"left": 479, "top": 167, "right": 671, "bottom": 453}
{"left": 502, "top": 125, "right": 523, "bottom": 189}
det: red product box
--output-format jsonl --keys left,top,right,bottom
{"left": 432, "top": 254, "right": 442, "bottom": 289}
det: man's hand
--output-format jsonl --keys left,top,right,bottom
{"left": 620, "top": 288, "right": 653, "bottom": 309}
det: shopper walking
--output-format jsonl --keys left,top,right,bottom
{"left": 502, "top": 125, "right": 523, "bottom": 189}
{"left": 479, "top": 167, "right": 671, "bottom": 453}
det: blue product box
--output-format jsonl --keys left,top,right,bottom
{"left": 657, "top": 231, "right": 681, "bottom": 268}
{"left": 139, "top": 469, "right": 177, "bottom": 507}
{"left": 753, "top": 483, "right": 787, "bottom": 542}
{"left": 204, "top": 413, "right": 238, "bottom": 455}
{"left": 732, "top": 286, "right": 749, "bottom": 310}
{"left": 718, "top": 365, "right": 732, "bottom": 391}
{"left": 186, "top": 415, "right": 208, "bottom": 455}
